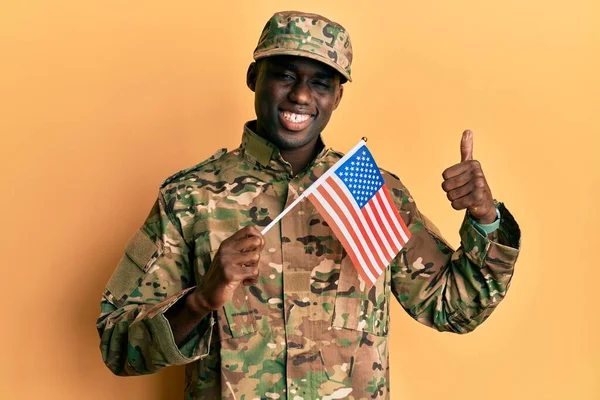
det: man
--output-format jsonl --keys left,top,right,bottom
{"left": 98, "top": 11, "right": 521, "bottom": 399}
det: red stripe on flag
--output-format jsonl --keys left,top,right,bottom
{"left": 375, "top": 190, "right": 404, "bottom": 247}
{"left": 376, "top": 188, "right": 405, "bottom": 246}
{"left": 360, "top": 204, "right": 395, "bottom": 259}
{"left": 316, "top": 182, "right": 380, "bottom": 279}
{"left": 381, "top": 183, "right": 411, "bottom": 237}
{"left": 307, "top": 192, "right": 373, "bottom": 284}
{"left": 328, "top": 178, "right": 386, "bottom": 273}
{"left": 367, "top": 195, "right": 400, "bottom": 253}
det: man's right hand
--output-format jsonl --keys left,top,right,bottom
{"left": 187, "top": 226, "right": 265, "bottom": 315}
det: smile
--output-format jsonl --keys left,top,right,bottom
{"left": 282, "top": 111, "right": 311, "bottom": 123}
{"left": 279, "top": 110, "right": 314, "bottom": 131}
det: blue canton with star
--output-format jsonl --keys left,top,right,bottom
{"left": 334, "top": 146, "right": 384, "bottom": 208}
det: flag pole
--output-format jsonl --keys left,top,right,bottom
{"left": 261, "top": 138, "right": 368, "bottom": 234}
{"left": 261, "top": 188, "right": 309, "bottom": 234}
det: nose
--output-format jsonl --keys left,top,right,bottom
{"left": 288, "top": 81, "right": 312, "bottom": 105}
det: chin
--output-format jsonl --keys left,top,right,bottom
{"left": 277, "top": 130, "right": 318, "bottom": 150}
{"left": 258, "top": 118, "right": 320, "bottom": 150}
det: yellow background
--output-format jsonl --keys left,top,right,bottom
{"left": 1, "top": 1, "right": 599, "bottom": 399}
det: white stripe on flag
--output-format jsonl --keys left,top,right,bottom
{"left": 372, "top": 193, "right": 402, "bottom": 251}
{"left": 321, "top": 179, "right": 383, "bottom": 275}
{"left": 363, "top": 202, "right": 396, "bottom": 259}
{"left": 311, "top": 190, "right": 376, "bottom": 284}
{"left": 329, "top": 175, "right": 389, "bottom": 270}
{"left": 379, "top": 190, "right": 410, "bottom": 243}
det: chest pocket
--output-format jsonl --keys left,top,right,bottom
{"left": 208, "top": 249, "right": 258, "bottom": 340}
{"left": 332, "top": 258, "right": 391, "bottom": 337}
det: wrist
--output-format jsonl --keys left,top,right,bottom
{"left": 185, "top": 291, "right": 212, "bottom": 318}
{"left": 474, "top": 209, "right": 498, "bottom": 224}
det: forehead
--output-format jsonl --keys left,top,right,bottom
{"left": 262, "top": 55, "right": 338, "bottom": 78}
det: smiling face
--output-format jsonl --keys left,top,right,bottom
{"left": 247, "top": 55, "right": 344, "bottom": 152}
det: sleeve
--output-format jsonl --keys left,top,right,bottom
{"left": 97, "top": 192, "right": 215, "bottom": 376}
{"left": 388, "top": 179, "right": 521, "bottom": 334}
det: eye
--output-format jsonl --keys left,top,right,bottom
{"left": 277, "top": 72, "right": 295, "bottom": 81}
{"left": 313, "top": 80, "right": 331, "bottom": 90}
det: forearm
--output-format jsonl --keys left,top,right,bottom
{"left": 392, "top": 204, "right": 520, "bottom": 333}
{"left": 98, "top": 192, "right": 219, "bottom": 376}
{"left": 394, "top": 257, "right": 511, "bottom": 333}
{"left": 164, "top": 290, "right": 211, "bottom": 345}
{"left": 98, "top": 300, "right": 161, "bottom": 376}
{"left": 98, "top": 289, "right": 215, "bottom": 376}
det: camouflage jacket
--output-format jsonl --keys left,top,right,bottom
{"left": 97, "top": 123, "right": 521, "bottom": 399}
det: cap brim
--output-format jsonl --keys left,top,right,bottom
{"left": 254, "top": 49, "right": 352, "bottom": 83}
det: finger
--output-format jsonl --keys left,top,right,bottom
{"left": 450, "top": 195, "right": 470, "bottom": 211}
{"left": 227, "top": 225, "right": 261, "bottom": 242}
{"left": 242, "top": 267, "right": 260, "bottom": 286}
{"left": 235, "top": 235, "right": 264, "bottom": 253}
{"left": 234, "top": 226, "right": 265, "bottom": 250}
{"left": 240, "top": 265, "right": 260, "bottom": 286}
{"left": 446, "top": 182, "right": 474, "bottom": 202}
{"left": 442, "top": 158, "right": 481, "bottom": 180}
{"left": 242, "top": 225, "right": 262, "bottom": 238}
{"left": 230, "top": 251, "right": 262, "bottom": 268}
{"left": 460, "top": 130, "right": 473, "bottom": 162}
{"left": 441, "top": 170, "right": 472, "bottom": 192}
{"left": 442, "top": 161, "right": 470, "bottom": 180}
{"left": 450, "top": 190, "right": 485, "bottom": 211}
{"left": 242, "top": 277, "right": 259, "bottom": 286}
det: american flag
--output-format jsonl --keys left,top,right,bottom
{"left": 306, "top": 142, "right": 411, "bottom": 286}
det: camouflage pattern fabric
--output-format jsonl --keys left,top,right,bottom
{"left": 97, "top": 123, "right": 521, "bottom": 399}
{"left": 254, "top": 11, "right": 353, "bottom": 82}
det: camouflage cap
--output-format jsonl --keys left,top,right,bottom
{"left": 253, "top": 11, "right": 353, "bottom": 82}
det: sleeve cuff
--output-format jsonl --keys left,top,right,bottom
{"left": 469, "top": 207, "right": 501, "bottom": 235}
{"left": 145, "top": 288, "right": 215, "bottom": 365}
{"left": 460, "top": 202, "right": 521, "bottom": 266}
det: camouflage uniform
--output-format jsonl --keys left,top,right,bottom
{"left": 98, "top": 11, "right": 521, "bottom": 399}
{"left": 97, "top": 124, "right": 521, "bottom": 399}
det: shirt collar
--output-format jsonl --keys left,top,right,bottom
{"left": 241, "top": 122, "right": 278, "bottom": 167}
{"left": 241, "top": 121, "right": 331, "bottom": 173}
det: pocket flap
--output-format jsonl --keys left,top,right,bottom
{"left": 125, "top": 229, "right": 158, "bottom": 271}
{"left": 106, "top": 230, "right": 158, "bottom": 305}
{"left": 332, "top": 260, "right": 390, "bottom": 337}
{"left": 106, "top": 254, "right": 145, "bottom": 305}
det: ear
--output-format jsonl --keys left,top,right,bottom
{"left": 332, "top": 83, "right": 344, "bottom": 110}
{"left": 246, "top": 62, "right": 258, "bottom": 92}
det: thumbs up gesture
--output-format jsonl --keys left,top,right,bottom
{"left": 441, "top": 130, "right": 497, "bottom": 224}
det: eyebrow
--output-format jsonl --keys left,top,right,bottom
{"left": 271, "top": 61, "right": 335, "bottom": 80}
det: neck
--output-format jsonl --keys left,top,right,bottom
{"left": 250, "top": 121, "right": 323, "bottom": 175}
{"left": 280, "top": 138, "right": 323, "bottom": 175}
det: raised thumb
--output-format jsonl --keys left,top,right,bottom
{"left": 461, "top": 130, "right": 474, "bottom": 162}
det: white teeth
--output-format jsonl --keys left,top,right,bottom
{"left": 282, "top": 111, "right": 310, "bottom": 123}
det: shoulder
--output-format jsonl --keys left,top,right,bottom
{"left": 324, "top": 148, "right": 345, "bottom": 164}
{"left": 379, "top": 167, "right": 415, "bottom": 205}
{"left": 328, "top": 148, "right": 345, "bottom": 159}
{"left": 159, "top": 148, "right": 229, "bottom": 190}
{"left": 380, "top": 167, "right": 401, "bottom": 182}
